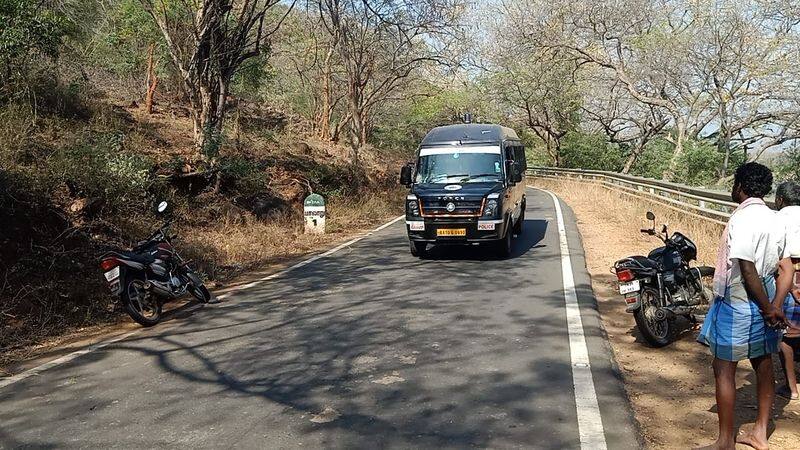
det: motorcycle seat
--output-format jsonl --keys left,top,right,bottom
{"left": 621, "top": 255, "right": 660, "bottom": 271}
{"left": 107, "top": 250, "right": 156, "bottom": 265}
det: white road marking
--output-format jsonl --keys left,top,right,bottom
{"left": 536, "top": 187, "right": 607, "bottom": 450}
{"left": 0, "top": 215, "right": 405, "bottom": 390}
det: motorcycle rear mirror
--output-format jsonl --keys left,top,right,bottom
{"left": 157, "top": 201, "right": 168, "bottom": 214}
{"left": 646, "top": 211, "right": 655, "bottom": 221}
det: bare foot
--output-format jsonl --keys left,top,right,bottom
{"left": 736, "top": 432, "right": 769, "bottom": 450}
{"left": 693, "top": 440, "right": 735, "bottom": 450}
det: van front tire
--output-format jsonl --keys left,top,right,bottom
{"left": 410, "top": 240, "right": 427, "bottom": 258}
{"left": 495, "top": 226, "right": 512, "bottom": 258}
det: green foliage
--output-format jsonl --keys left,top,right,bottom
{"left": 776, "top": 147, "right": 800, "bottom": 182}
{"left": 219, "top": 156, "right": 268, "bottom": 195}
{"left": 630, "top": 139, "right": 673, "bottom": 179}
{"left": 371, "top": 86, "right": 480, "bottom": 154}
{"left": 0, "top": 0, "right": 68, "bottom": 61}
{"left": 560, "top": 131, "right": 624, "bottom": 171}
{"left": 48, "top": 132, "right": 152, "bottom": 208}
{"left": 673, "top": 140, "right": 723, "bottom": 186}
{"left": 0, "top": 0, "right": 70, "bottom": 88}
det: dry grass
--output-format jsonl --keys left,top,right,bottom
{"left": 532, "top": 177, "right": 722, "bottom": 267}
{"left": 530, "top": 177, "right": 800, "bottom": 449}
{"left": 177, "top": 188, "right": 404, "bottom": 279}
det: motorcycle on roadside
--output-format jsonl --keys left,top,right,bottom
{"left": 613, "top": 211, "right": 715, "bottom": 347}
{"left": 99, "top": 201, "right": 211, "bottom": 326}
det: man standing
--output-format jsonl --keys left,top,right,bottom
{"left": 774, "top": 181, "right": 800, "bottom": 401}
{"left": 697, "top": 162, "right": 786, "bottom": 450}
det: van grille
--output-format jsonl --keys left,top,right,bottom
{"left": 420, "top": 197, "right": 484, "bottom": 216}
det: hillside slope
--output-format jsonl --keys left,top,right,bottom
{"left": 0, "top": 94, "right": 404, "bottom": 365}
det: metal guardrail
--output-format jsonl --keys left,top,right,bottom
{"left": 527, "top": 167, "right": 747, "bottom": 226}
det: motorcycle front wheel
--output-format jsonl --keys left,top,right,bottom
{"left": 185, "top": 271, "right": 211, "bottom": 303}
{"left": 633, "top": 287, "right": 673, "bottom": 347}
{"left": 122, "top": 274, "right": 163, "bottom": 327}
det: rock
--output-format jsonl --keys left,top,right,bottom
{"left": 69, "top": 197, "right": 103, "bottom": 217}
{"left": 293, "top": 142, "right": 313, "bottom": 155}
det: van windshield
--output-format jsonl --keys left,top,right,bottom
{"left": 415, "top": 148, "right": 503, "bottom": 184}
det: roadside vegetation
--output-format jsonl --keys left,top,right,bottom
{"left": 2, "top": 0, "right": 799, "bottom": 360}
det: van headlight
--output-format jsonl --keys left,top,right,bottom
{"left": 407, "top": 195, "right": 420, "bottom": 217}
{"left": 483, "top": 198, "right": 499, "bottom": 217}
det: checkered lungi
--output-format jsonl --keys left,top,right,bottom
{"left": 698, "top": 275, "right": 781, "bottom": 361}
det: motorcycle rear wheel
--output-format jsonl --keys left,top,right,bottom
{"left": 633, "top": 288, "right": 673, "bottom": 347}
{"left": 122, "top": 274, "right": 162, "bottom": 327}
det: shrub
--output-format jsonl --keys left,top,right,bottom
{"left": 560, "top": 131, "right": 624, "bottom": 171}
{"left": 674, "top": 140, "right": 723, "bottom": 186}
{"left": 775, "top": 147, "right": 800, "bottom": 182}
{"left": 631, "top": 138, "right": 673, "bottom": 179}
{"left": 48, "top": 132, "right": 152, "bottom": 208}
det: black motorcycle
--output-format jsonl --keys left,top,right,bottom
{"left": 99, "top": 201, "right": 211, "bottom": 326}
{"left": 614, "top": 211, "right": 715, "bottom": 347}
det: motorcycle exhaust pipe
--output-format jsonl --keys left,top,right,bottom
{"left": 144, "top": 280, "right": 174, "bottom": 297}
{"left": 659, "top": 305, "right": 695, "bottom": 318}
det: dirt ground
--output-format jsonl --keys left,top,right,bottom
{"left": 531, "top": 178, "right": 800, "bottom": 449}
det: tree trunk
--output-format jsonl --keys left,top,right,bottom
{"left": 622, "top": 141, "right": 645, "bottom": 174}
{"left": 316, "top": 47, "right": 334, "bottom": 141}
{"left": 718, "top": 103, "right": 732, "bottom": 179}
{"left": 145, "top": 43, "right": 158, "bottom": 114}
{"left": 664, "top": 121, "right": 686, "bottom": 180}
{"left": 191, "top": 78, "right": 227, "bottom": 157}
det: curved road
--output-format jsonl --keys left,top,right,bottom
{"left": 0, "top": 188, "right": 640, "bottom": 449}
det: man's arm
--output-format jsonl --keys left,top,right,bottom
{"left": 740, "top": 259, "right": 786, "bottom": 325}
{"left": 775, "top": 258, "right": 795, "bottom": 310}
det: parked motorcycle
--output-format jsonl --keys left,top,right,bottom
{"left": 614, "top": 211, "right": 715, "bottom": 347}
{"left": 99, "top": 201, "right": 211, "bottom": 326}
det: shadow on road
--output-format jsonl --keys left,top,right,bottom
{"left": 0, "top": 193, "right": 595, "bottom": 448}
{"left": 422, "top": 219, "right": 548, "bottom": 261}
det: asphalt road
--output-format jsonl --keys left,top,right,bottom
{"left": 0, "top": 188, "right": 640, "bottom": 449}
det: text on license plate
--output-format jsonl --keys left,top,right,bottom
{"left": 104, "top": 266, "right": 120, "bottom": 282}
{"left": 619, "top": 280, "right": 640, "bottom": 295}
{"left": 437, "top": 228, "right": 466, "bottom": 237}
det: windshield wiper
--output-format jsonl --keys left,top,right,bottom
{"left": 429, "top": 174, "right": 468, "bottom": 182}
{"left": 463, "top": 173, "right": 501, "bottom": 181}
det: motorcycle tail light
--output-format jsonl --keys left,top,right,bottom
{"left": 100, "top": 258, "right": 119, "bottom": 271}
{"left": 616, "top": 268, "right": 635, "bottom": 282}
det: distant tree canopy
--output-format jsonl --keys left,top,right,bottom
{"left": 2, "top": 0, "right": 798, "bottom": 186}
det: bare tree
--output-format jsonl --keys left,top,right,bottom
{"left": 139, "top": 0, "right": 296, "bottom": 155}
{"left": 582, "top": 82, "right": 669, "bottom": 173}
{"left": 315, "top": 0, "right": 461, "bottom": 161}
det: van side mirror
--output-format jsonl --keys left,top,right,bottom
{"left": 513, "top": 164, "right": 523, "bottom": 183}
{"left": 400, "top": 164, "right": 413, "bottom": 187}
{"left": 506, "top": 160, "right": 522, "bottom": 184}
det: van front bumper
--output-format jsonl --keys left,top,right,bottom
{"left": 406, "top": 218, "right": 506, "bottom": 243}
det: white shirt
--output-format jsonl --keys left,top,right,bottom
{"left": 778, "top": 205, "right": 800, "bottom": 259}
{"left": 728, "top": 203, "right": 785, "bottom": 282}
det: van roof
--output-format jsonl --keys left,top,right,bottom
{"left": 420, "top": 124, "right": 520, "bottom": 147}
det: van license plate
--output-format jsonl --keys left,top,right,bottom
{"left": 619, "top": 280, "right": 640, "bottom": 295}
{"left": 437, "top": 228, "right": 466, "bottom": 237}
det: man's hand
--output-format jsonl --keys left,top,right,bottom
{"left": 763, "top": 305, "right": 788, "bottom": 328}
{"left": 792, "top": 287, "right": 800, "bottom": 301}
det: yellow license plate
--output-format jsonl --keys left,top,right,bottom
{"left": 437, "top": 228, "right": 466, "bottom": 237}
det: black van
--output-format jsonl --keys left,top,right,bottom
{"left": 399, "top": 124, "right": 527, "bottom": 257}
